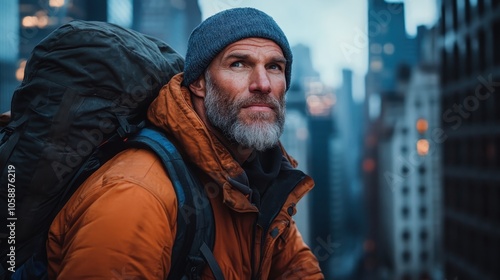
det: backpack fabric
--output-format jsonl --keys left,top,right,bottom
{"left": 0, "top": 20, "right": 221, "bottom": 279}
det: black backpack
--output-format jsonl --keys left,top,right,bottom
{"left": 0, "top": 20, "right": 222, "bottom": 280}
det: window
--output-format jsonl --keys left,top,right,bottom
{"left": 453, "top": 43, "right": 460, "bottom": 80}
{"left": 465, "top": 36, "right": 473, "bottom": 76}
{"left": 419, "top": 185, "right": 427, "bottom": 196}
{"left": 402, "top": 229, "right": 410, "bottom": 241}
{"left": 370, "top": 43, "right": 382, "bottom": 54}
{"left": 370, "top": 58, "right": 383, "bottom": 72}
{"left": 383, "top": 43, "right": 395, "bottom": 55}
{"left": 493, "top": 19, "right": 500, "bottom": 65}
{"left": 402, "top": 250, "right": 411, "bottom": 263}
{"left": 419, "top": 206, "right": 428, "bottom": 219}
{"left": 402, "top": 206, "right": 410, "bottom": 218}
{"left": 420, "top": 228, "right": 429, "bottom": 241}
{"left": 478, "top": 0, "right": 485, "bottom": 15}
{"left": 108, "top": 0, "right": 133, "bottom": 28}
{"left": 477, "top": 29, "right": 487, "bottom": 71}
{"left": 465, "top": 0, "right": 472, "bottom": 23}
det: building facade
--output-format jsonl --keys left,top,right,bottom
{"left": 438, "top": 0, "right": 500, "bottom": 279}
{"left": 378, "top": 63, "right": 442, "bottom": 280}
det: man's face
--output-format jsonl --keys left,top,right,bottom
{"left": 203, "top": 38, "right": 287, "bottom": 151}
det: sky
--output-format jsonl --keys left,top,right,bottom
{"left": 198, "top": 0, "right": 438, "bottom": 101}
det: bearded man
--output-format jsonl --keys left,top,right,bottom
{"left": 47, "top": 7, "right": 324, "bottom": 279}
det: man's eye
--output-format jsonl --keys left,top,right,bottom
{"left": 230, "top": 61, "right": 243, "bottom": 67}
{"left": 269, "top": 64, "right": 283, "bottom": 71}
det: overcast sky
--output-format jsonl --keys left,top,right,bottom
{"left": 198, "top": 0, "right": 438, "bottom": 100}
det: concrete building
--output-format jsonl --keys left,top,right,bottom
{"left": 363, "top": 0, "right": 419, "bottom": 278}
{"left": 377, "top": 62, "right": 442, "bottom": 280}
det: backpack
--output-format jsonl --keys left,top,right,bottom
{"left": 0, "top": 20, "right": 223, "bottom": 280}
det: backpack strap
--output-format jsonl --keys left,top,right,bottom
{"left": 199, "top": 242, "right": 224, "bottom": 278}
{"left": 126, "top": 128, "right": 224, "bottom": 280}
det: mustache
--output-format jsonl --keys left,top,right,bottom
{"left": 235, "top": 95, "right": 283, "bottom": 112}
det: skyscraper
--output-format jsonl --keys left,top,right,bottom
{"left": 306, "top": 78, "right": 337, "bottom": 277}
{"left": 331, "top": 69, "right": 366, "bottom": 279}
{"left": 438, "top": 0, "right": 500, "bottom": 279}
{"left": 365, "top": 0, "right": 418, "bottom": 99}
{"left": 363, "top": 1, "right": 431, "bottom": 279}
{"left": 132, "top": 0, "right": 201, "bottom": 56}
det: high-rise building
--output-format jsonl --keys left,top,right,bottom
{"left": 364, "top": 1, "right": 419, "bottom": 243}
{"left": 280, "top": 44, "right": 321, "bottom": 248}
{"left": 438, "top": 0, "right": 500, "bottom": 279}
{"left": 378, "top": 61, "right": 442, "bottom": 280}
{"left": 305, "top": 78, "right": 337, "bottom": 278}
{"left": 330, "top": 69, "right": 366, "bottom": 280}
{"left": 0, "top": 2, "right": 18, "bottom": 113}
{"left": 363, "top": 1, "right": 439, "bottom": 279}
{"left": 365, "top": 0, "right": 418, "bottom": 99}
{"left": 132, "top": 0, "right": 201, "bottom": 56}
{"left": 281, "top": 109, "right": 311, "bottom": 244}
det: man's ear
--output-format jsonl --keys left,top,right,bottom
{"left": 189, "top": 75, "right": 206, "bottom": 98}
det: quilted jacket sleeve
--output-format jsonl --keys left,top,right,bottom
{"left": 46, "top": 150, "right": 178, "bottom": 280}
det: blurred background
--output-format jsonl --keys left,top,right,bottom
{"left": 1, "top": 0, "right": 499, "bottom": 279}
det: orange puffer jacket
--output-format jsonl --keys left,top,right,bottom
{"left": 47, "top": 73, "right": 324, "bottom": 279}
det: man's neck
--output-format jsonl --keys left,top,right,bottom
{"left": 206, "top": 124, "right": 254, "bottom": 164}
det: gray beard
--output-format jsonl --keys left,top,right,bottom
{"left": 204, "top": 73, "right": 285, "bottom": 152}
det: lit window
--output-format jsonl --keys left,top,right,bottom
{"left": 35, "top": 11, "right": 49, "bottom": 28}
{"left": 370, "top": 59, "right": 383, "bottom": 72}
{"left": 416, "top": 118, "right": 429, "bottom": 134}
{"left": 22, "top": 11, "right": 50, "bottom": 28}
{"left": 22, "top": 16, "right": 38, "bottom": 28}
{"left": 49, "top": 0, "right": 65, "bottom": 8}
{"left": 417, "top": 139, "right": 430, "bottom": 156}
{"left": 16, "top": 60, "right": 27, "bottom": 81}
{"left": 384, "top": 43, "right": 395, "bottom": 55}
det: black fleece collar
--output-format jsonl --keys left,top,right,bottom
{"left": 242, "top": 145, "right": 282, "bottom": 200}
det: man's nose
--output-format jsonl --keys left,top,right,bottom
{"left": 249, "top": 66, "right": 271, "bottom": 94}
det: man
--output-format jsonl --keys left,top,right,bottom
{"left": 47, "top": 7, "right": 324, "bottom": 279}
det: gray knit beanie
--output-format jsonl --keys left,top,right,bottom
{"left": 183, "top": 7, "right": 293, "bottom": 91}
